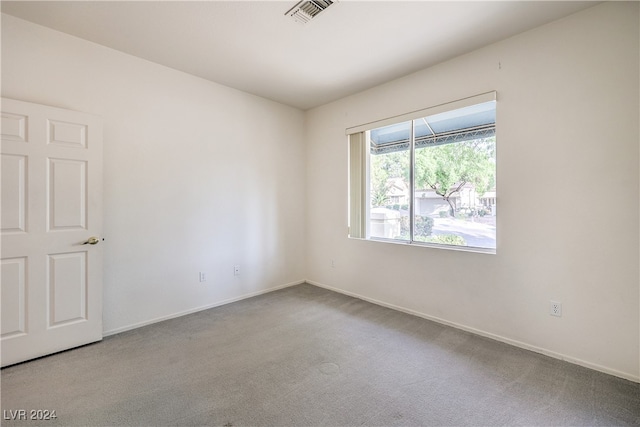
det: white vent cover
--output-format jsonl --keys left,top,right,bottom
{"left": 285, "top": 0, "right": 334, "bottom": 24}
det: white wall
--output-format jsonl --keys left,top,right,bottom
{"left": 305, "top": 2, "right": 640, "bottom": 381}
{"left": 1, "top": 14, "right": 307, "bottom": 334}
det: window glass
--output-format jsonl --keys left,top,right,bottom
{"left": 362, "top": 98, "right": 496, "bottom": 251}
{"left": 369, "top": 121, "right": 411, "bottom": 240}
{"left": 414, "top": 130, "right": 496, "bottom": 248}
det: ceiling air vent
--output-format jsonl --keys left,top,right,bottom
{"left": 285, "top": 0, "right": 334, "bottom": 24}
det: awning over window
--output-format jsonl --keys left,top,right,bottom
{"left": 370, "top": 101, "right": 495, "bottom": 155}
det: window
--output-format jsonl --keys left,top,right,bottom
{"left": 348, "top": 92, "right": 496, "bottom": 252}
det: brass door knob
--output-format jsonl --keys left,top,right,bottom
{"left": 83, "top": 236, "right": 100, "bottom": 245}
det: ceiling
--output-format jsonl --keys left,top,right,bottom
{"left": 1, "top": 1, "right": 599, "bottom": 110}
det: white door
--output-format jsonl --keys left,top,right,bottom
{"left": 1, "top": 98, "right": 103, "bottom": 367}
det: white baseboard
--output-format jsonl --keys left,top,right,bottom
{"left": 306, "top": 279, "right": 640, "bottom": 384}
{"left": 103, "top": 279, "right": 305, "bottom": 337}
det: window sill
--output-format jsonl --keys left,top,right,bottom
{"left": 349, "top": 236, "right": 496, "bottom": 255}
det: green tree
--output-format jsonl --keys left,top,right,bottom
{"left": 370, "top": 151, "right": 410, "bottom": 207}
{"left": 414, "top": 138, "right": 495, "bottom": 217}
{"left": 370, "top": 154, "right": 389, "bottom": 207}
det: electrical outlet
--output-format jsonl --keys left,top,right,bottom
{"left": 234, "top": 265, "right": 240, "bottom": 276}
{"left": 550, "top": 301, "right": 562, "bottom": 317}
{"left": 199, "top": 272, "right": 206, "bottom": 282}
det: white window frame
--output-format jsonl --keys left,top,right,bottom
{"left": 347, "top": 91, "right": 497, "bottom": 254}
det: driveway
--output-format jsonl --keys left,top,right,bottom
{"left": 432, "top": 217, "right": 496, "bottom": 249}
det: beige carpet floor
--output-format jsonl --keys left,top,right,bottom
{"left": 1, "top": 283, "right": 639, "bottom": 426}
